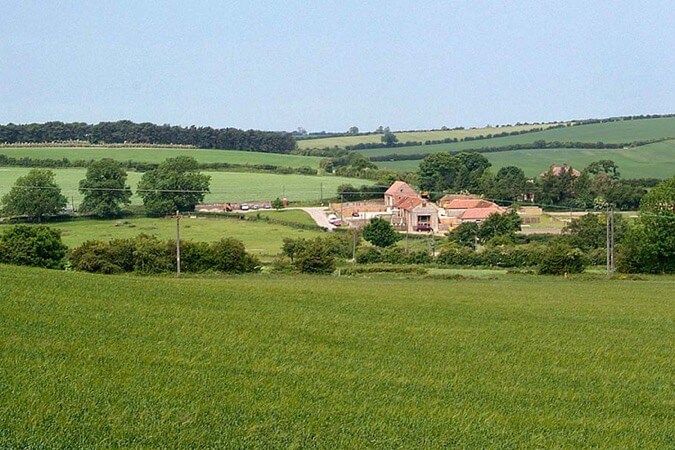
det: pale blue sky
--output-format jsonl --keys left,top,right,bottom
{"left": 1, "top": 1, "right": 673, "bottom": 132}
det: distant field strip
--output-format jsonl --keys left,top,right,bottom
{"left": 1, "top": 266, "right": 673, "bottom": 448}
{"left": 0, "top": 147, "right": 322, "bottom": 168}
{"left": 297, "top": 123, "right": 565, "bottom": 149}
{"left": 377, "top": 140, "right": 675, "bottom": 178}
{"left": 355, "top": 117, "right": 675, "bottom": 157}
{"left": 0, "top": 168, "right": 373, "bottom": 203}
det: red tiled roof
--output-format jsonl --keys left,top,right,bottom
{"left": 385, "top": 181, "right": 418, "bottom": 197}
{"left": 394, "top": 196, "right": 424, "bottom": 210}
{"left": 459, "top": 207, "right": 504, "bottom": 220}
{"left": 445, "top": 199, "right": 497, "bottom": 209}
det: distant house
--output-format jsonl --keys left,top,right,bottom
{"left": 385, "top": 181, "right": 440, "bottom": 232}
{"left": 540, "top": 163, "right": 581, "bottom": 178}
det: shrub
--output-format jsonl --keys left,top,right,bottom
{"left": 380, "top": 246, "right": 408, "bottom": 264}
{"left": 132, "top": 234, "right": 173, "bottom": 274}
{"left": 294, "top": 241, "right": 336, "bottom": 274}
{"left": 0, "top": 225, "right": 67, "bottom": 269}
{"left": 406, "top": 249, "right": 433, "bottom": 264}
{"left": 210, "top": 238, "right": 260, "bottom": 273}
{"left": 538, "top": 243, "right": 585, "bottom": 275}
{"left": 69, "top": 240, "right": 122, "bottom": 274}
{"left": 363, "top": 218, "right": 401, "bottom": 248}
{"left": 356, "top": 247, "right": 383, "bottom": 264}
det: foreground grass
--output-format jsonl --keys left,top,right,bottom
{"left": 0, "top": 265, "right": 673, "bottom": 448}
{"left": 0, "top": 168, "right": 372, "bottom": 204}
{"left": 0, "top": 146, "right": 322, "bottom": 168}
{"left": 378, "top": 140, "right": 675, "bottom": 178}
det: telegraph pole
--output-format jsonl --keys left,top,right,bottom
{"left": 606, "top": 205, "right": 615, "bottom": 275}
{"left": 176, "top": 210, "right": 181, "bottom": 276}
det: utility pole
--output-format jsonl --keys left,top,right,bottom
{"left": 320, "top": 182, "right": 323, "bottom": 204}
{"left": 606, "top": 204, "right": 615, "bottom": 275}
{"left": 176, "top": 210, "right": 181, "bottom": 276}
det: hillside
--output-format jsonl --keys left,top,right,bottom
{"left": 377, "top": 139, "right": 675, "bottom": 178}
{"left": 0, "top": 146, "right": 322, "bottom": 168}
{"left": 297, "top": 122, "right": 566, "bottom": 149}
{"left": 1, "top": 265, "right": 673, "bottom": 448}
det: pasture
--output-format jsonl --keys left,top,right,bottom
{"left": 297, "top": 123, "right": 565, "bottom": 149}
{"left": 356, "top": 117, "right": 675, "bottom": 158}
{"left": 0, "top": 146, "right": 322, "bottom": 168}
{"left": 0, "top": 265, "right": 673, "bottom": 447}
{"left": 377, "top": 140, "right": 675, "bottom": 178}
{"left": 0, "top": 168, "right": 373, "bottom": 204}
{"left": 19, "top": 214, "right": 323, "bottom": 257}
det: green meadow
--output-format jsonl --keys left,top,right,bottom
{"left": 0, "top": 168, "right": 372, "bottom": 204}
{"left": 297, "top": 123, "right": 565, "bottom": 149}
{"left": 1, "top": 265, "right": 673, "bottom": 448}
{"left": 0, "top": 146, "right": 322, "bottom": 168}
{"left": 14, "top": 213, "right": 323, "bottom": 258}
{"left": 355, "top": 117, "right": 675, "bottom": 157}
{"left": 377, "top": 140, "right": 675, "bottom": 178}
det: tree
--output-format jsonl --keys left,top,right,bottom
{"left": 78, "top": 159, "right": 132, "bottom": 218}
{"left": 137, "top": 157, "right": 210, "bottom": 216}
{"left": 562, "top": 213, "right": 626, "bottom": 251}
{"left": 447, "top": 222, "right": 479, "bottom": 249}
{"left": 272, "top": 197, "right": 284, "bottom": 210}
{"left": 418, "top": 153, "right": 460, "bottom": 192}
{"left": 454, "top": 152, "right": 491, "bottom": 192}
{"left": 494, "top": 166, "right": 527, "bottom": 201}
{"left": 294, "top": 240, "right": 336, "bottom": 274}
{"left": 0, "top": 225, "right": 67, "bottom": 269}
{"left": 478, "top": 210, "right": 522, "bottom": 243}
{"left": 617, "top": 176, "right": 675, "bottom": 273}
{"left": 1, "top": 169, "right": 67, "bottom": 220}
{"left": 363, "top": 217, "right": 401, "bottom": 247}
{"left": 348, "top": 126, "right": 359, "bottom": 135}
{"left": 381, "top": 130, "right": 398, "bottom": 147}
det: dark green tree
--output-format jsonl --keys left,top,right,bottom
{"left": 538, "top": 243, "right": 585, "bottom": 275}
{"left": 137, "top": 157, "right": 210, "bottom": 216}
{"left": 478, "top": 210, "right": 522, "bottom": 243}
{"left": 495, "top": 166, "right": 527, "bottom": 202}
{"left": 617, "top": 176, "right": 675, "bottom": 273}
{"left": 381, "top": 130, "right": 398, "bottom": 147}
{"left": 0, "top": 225, "right": 67, "bottom": 269}
{"left": 363, "top": 217, "right": 401, "bottom": 247}
{"left": 1, "top": 169, "right": 67, "bottom": 220}
{"left": 78, "top": 159, "right": 132, "bottom": 218}
{"left": 418, "top": 153, "right": 460, "bottom": 192}
{"left": 447, "top": 222, "right": 479, "bottom": 249}
{"left": 294, "top": 240, "right": 336, "bottom": 274}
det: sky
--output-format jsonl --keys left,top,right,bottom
{"left": 1, "top": 0, "right": 674, "bottom": 132}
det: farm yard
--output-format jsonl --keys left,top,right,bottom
{"left": 1, "top": 265, "right": 673, "bottom": 448}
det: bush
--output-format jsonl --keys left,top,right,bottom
{"left": 406, "top": 249, "right": 433, "bottom": 265}
{"left": 294, "top": 241, "right": 336, "bottom": 274}
{"left": 69, "top": 240, "right": 123, "bottom": 274}
{"left": 132, "top": 234, "right": 173, "bottom": 274}
{"left": 538, "top": 243, "right": 585, "bottom": 275}
{"left": 356, "top": 247, "right": 383, "bottom": 264}
{"left": 0, "top": 225, "right": 67, "bottom": 269}
{"left": 210, "top": 238, "right": 260, "bottom": 273}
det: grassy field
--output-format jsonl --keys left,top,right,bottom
{"left": 1, "top": 265, "right": 673, "bottom": 447}
{"left": 0, "top": 168, "right": 373, "bottom": 204}
{"left": 297, "top": 123, "right": 566, "bottom": 149}
{"left": 3, "top": 214, "right": 323, "bottom": 257}
{"left": 377, "top": 140, "right": 675, "bottom": 178}
{"left": 356, "top": 117, "right": 675, "bottom": 158}
{"left": 0, "top": 146, "right": 322, "bottom": 168}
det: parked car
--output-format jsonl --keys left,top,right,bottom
{"left": 240, "top": 203, "right": 250, "bottom": 211}
{"left": 327, "top": 214, "right": 338, "bottom": 224}
{"left": 252, "top": 204, "right": 260, "bottom": 210}
{"left": 414, "top": 223, "right": 432, "bottom": 232}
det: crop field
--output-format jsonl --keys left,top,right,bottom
{"left": 0, "top": 146, "right": 322, "bottom": 168}
{"left": 1, "top": 265, "right": 673, "bottom": 447}
{"left": 355, "top": 117, "right": 675, "bottom": 158}
{"left": 377, "top": 140, "right": 675, "bottom": 178}
{"left": 0, "top": 168, "right": 372, "bottom": 204}
{"left": 297, "top": 123, "right": 565, "bottom": 149}
{"left": 7, "top": 214, "right": 323, "bottom": 257}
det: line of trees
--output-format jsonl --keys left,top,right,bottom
{"left": 0, "top": 121, "right": 296, "bottom": 153}
{"left": 0, "top": 157, "right": 212, "bottom": 219}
